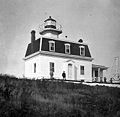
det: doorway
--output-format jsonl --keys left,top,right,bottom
{"left": 68, "top": 64, "right": 72, "bottom": 79}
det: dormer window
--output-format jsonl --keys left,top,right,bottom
{"left": 65, "top": 44, "right": 70, "bottom": 54}
{"left": 49, "top": 41, "right": 55, "bottom": 51}
{"left": 80, "top": 46, "right": 85, "bottom": 56}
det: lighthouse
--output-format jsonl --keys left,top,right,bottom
{"left": 24, "top": 16, "right": 107, "bottom": 83}
{"left": 39, "top": 16, "right": 62, "bottom": 38}
{"left": 24, "top": 16, "right": 93, "bottom": 81}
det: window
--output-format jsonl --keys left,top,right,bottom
{"left": 49, "top": 41, "right": 55, "bottom": 51}
{"left": 80, "top": 46, "right": 85, "bottom": 56}
{"left": 65, "top": 44, "right": 70, "bottom": 54}
{"left": 80, "top": 66, "right": 84, "bottom": 75}
{"left": 50, "top": 62, "right": 54, "bottom": 72}
{"left": 34, "top": 63, "right": 36, "bottom": 73}
{"left": 45, "top": 20, "right": 56, "bottom": 26}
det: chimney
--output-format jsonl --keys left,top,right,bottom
{"left": 31, "top": 30, "right": 36, "bottom": 43}
{"left": 31, "top": 30, "right": 36, "bottom": 53}
{"left": 78, "top": 39, "right": 83, "bottom": 43}
{"left": 65, "top": 36, "right": 67, "bottom": 38}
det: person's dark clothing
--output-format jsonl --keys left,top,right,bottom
{"left": 62, "top": 72, "right": 66, "bottom": 80}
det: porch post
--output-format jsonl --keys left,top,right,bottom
{"left": 92, "top": 69, "right": 95, "bottom": 82}
{"left": 98, "top": 67, "right": 100, "bottom": 82}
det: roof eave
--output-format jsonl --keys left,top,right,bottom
{"left": 40, "top": 51, "right": 94, "bottom": 61}
{"left": 23, "top": 50, "right": 94, "bottom": 61}
{"left": 23, "top": 51, "right": 40, "bottom": 60}
{"left": 92, "top": 64, "right": 108, "bottom": 70}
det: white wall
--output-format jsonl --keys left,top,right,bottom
{"left": 24, "top": 54, "right": 92, "bottom": 82}
{"left": 24, "top": 55, "right": 41, "bottom": 79}
{"left": 25, "top": 54, "right": 92, "bottom": 81}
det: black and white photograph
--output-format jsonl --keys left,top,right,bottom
{"left": 0, "top": 0, "right": 120, "bottom": 116}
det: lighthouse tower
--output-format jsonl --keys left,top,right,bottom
{"left": 39, "top": 16, "right": 62, "bottom": 38}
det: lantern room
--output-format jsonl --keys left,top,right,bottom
{"left": 39, "top": 16, "right": 62, "bottom": 38}
{"left": 44, "top": 16, "right": 56, "bottom": 29}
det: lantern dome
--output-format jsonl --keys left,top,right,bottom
{"left": 39, "top": 16, "right": 62, "bottom": 38}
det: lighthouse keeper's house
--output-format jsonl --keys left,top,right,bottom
{"left": 24, "top": 16, "right": 107, "bottom": 82}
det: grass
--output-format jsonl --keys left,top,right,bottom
{"left": 0, "top": 74, "right": 120, "bottom": 117}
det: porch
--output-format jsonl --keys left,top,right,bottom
{"left": 92, "top": 64, "right": 108, "bottom": 82}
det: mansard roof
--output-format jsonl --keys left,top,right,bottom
{"left": 25, "top": 37, "right": 92, "bottom": 58}
{"left": 25, "top": 39, "right": 40, "bottom": 57}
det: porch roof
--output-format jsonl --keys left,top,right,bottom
{"left": 92, "top": 64, "right": 108, "bottom": 70}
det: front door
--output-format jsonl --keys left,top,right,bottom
{"left": 68, "top": 64, "right": 72, "bottom": 80}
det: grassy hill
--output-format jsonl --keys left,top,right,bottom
{"left": 0, "top": 74, "right": 120, "bottom": 117}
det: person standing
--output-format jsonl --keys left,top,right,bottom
{"left": 110, "top": 78, "right": 113, "bottom": 83}
{"left": 62, "top": 71, "right": 66, "bottom": 80}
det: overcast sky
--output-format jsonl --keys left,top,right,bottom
{"left": 0, "top": 0, "right": 120, "bottom": 77}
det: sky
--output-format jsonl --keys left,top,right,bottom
{"left": 0, "top": 0, "right": 120, "bottom": 78}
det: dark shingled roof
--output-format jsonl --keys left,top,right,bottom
{"left": 25, "top": 39, "right": 40, "bottom": 57}
{"left": 41, "top": 38, "right": 91, "bottom": 57}
{"left": 25, "top": 37, "right": 91, "bottom": 58}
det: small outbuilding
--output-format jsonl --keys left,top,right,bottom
{"left": 92, "top": 64, "right": 108, "bottom": 82}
